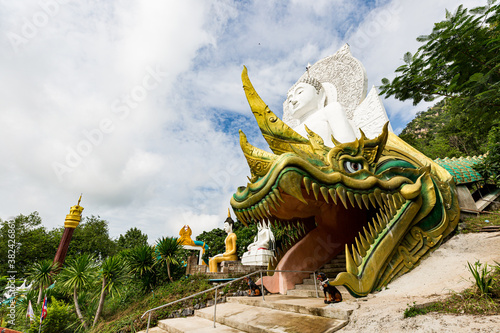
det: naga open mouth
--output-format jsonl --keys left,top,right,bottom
{"left": 231, "top": 145, "right": 429, "bottom": 296}
{"left": 227, "top": 66, "right": 459, "bottom": 297}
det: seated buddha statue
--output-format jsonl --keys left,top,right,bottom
{"left": 287, "top": 76, "right": 356, "bottom": 146}
{"left": 241, "top": 221, "right": 275, "bottom": 266}
{"left": 208, "top": 214, "right": 238, "bottom": 272}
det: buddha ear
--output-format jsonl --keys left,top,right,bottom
{"left": 319, "top": 88, "right": 327, "bottom": 107}
{"left": 321, "top": 82, "right": 337, "bottom": 105}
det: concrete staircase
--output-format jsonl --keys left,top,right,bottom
{"left": 138, "top": 294, "right": 353, "bottom": 333}
{"left": 287, "top": 254, "right": 347, "bottom": 298}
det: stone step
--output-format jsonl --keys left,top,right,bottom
{"left": 137, "top": 327, "right": 167, "bottom": 333}
{"left": 157, "top": 316, "right": 244, "bottom": 332}
{"left": 322, "top": 262, "right": 346, "bottom": 269}
{"left": 295, "top": 283, "right": 319, "bottom": 290}
{"left": 287, "top": 286, "right": 355, "bottom": 302}
{"left": 287, "top": 288, "right": 321, "bottom": 298}
{"left": 226, "top": 295, "right": 354, "bottom": 321}
{"left": 303, "top": 278, "right": 317, "bottom": 285}
{"left": 195, "top": 302, "right": 347, "bottom": 333}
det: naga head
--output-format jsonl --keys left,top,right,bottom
{"left": 230, "top": 67, "right": 459, "bottom": 297}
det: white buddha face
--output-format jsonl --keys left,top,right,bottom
{"left": 287, "top": 82, "right": 321, "bottom": 119}
{"left": 224, "top": 221, "right": 232, "bottom": 233}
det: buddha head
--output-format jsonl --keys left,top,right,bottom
{"left": 224, "top": 216, "right": 234, "bottom": 233}
{"left": 287, "top": 77, "right": 327, "bottom": 120}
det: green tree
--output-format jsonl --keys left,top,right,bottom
{"left": 380, "top": 2, "right": 499, "bottom": 121}
{"left": 26, "top": 297, "right": 77, "bottom": 333}
{"left": 68, "top": 215, "right": 118, "bottom": 259}
{"left": 381, "top": 1, "right": 499, "bottom": 164}
{"left": 196, "top": 227, "right": 226, "bottom": 259}
{"left": 93, "top": 255, "right": 129, "bottom": 328}
{"left": 155, "top": 237, "right": 181, "bottom": 282}
{"left": 126, "top": 245, "right": 156, "bottom": 292}
{"left": 29, "top": 260, "right": 59, "bottom": 304}
{"left": 234, "top": 222, "right": 257, "bottom": 258}
{"left": 474, "top": 123, "right": 500, "bottom": 184}
{"left": 57, "top": 254, "right": 98, "bottom": 330}
{"left": 116, "top": 227, "right": 148, "bottom": 250}
{"left": 0, "top": 212, "right": 59, "bottom": 274}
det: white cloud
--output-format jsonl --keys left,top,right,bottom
{"left": 0, "top": 0, "right": 487, "bottom": 245}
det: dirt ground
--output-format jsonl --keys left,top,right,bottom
{"left": 338, "top": 231, "right": 500, "bottom": 333}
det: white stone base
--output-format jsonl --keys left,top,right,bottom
{"left": 241, "top": 249, "right": 273, "bottom": 266}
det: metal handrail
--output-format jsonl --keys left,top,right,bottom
{"left": 141, "top": 269, "right": 319, "bottom": 332}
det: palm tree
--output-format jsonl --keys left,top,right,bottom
{"left": 29, "top": 260, "right": 59, "bottom": 304}
{"left": 57, "top": 254, "right": 97, "bottom": 329}
{"left": 127, "top": 245, "right": 156, "bottom": 292}
{"left": 155, "top": 237, "right": 181, "bottom": 282}
{"left": 93, "top": 255, "right": 129, "bottom": 328}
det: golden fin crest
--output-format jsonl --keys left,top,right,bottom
{"left": 242, "top": 67, "right": 315, "bottom": 155}
{"left": 239, "top": 130, "right": 278, "bottom": 182}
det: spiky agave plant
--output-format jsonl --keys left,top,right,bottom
{"left": 57, "top": 254, "right": 98, "bottom": 329}
{"left": 93, "top": 255, "right": 130, "bottom": 327}
{"left": 127, "top": 245, "right": 157, "bottom": 292}
{"left": 155, "top": 237, "right": 181, "bottom": 282}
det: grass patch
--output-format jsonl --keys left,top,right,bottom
{"left": 404, "top": 210, "right": 500, "bottom": 319}
{"left": 91, "top": 273, "right": 249, "bottom": 333}
{"left": 459, "top": 209, "right": 500, "bottom": 233}
{"left": 91, "top": 274, "right": 215, "bottom": 333}
{"left": 404, "top": 261, "right": 500, "bottom": 318}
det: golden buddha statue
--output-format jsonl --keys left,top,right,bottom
{"left": 178, "top": 225, "right": 195, "bottom": 246}
{"left": 208, "top": 211, "right": 237, "bottom": 272}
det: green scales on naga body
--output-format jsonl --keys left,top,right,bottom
{"left": 229, "top": 45, "right": 460, "bottom": 297}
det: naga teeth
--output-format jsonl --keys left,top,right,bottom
{"left": 388, "top": 194, "right": 397, "bottom": 215}
{"left": 336, "top": 187, "right": 348, "bottom": 209}
{"left": 351, "top": 244, "right": 362, "bottom": 266}
{"left": 320, "top": 186, "right": 329, "bottom": 203}
{"left": 361, "top": 194, "right": 371, "bottom": 210}
{"left": 358, "top": 232, "right": 370, "bottom": 251}
{"left": 373, "top": 188, "right": 384, "bottom": 207}
{"left": 280, "top": 172, "right": 307, "bottom": 204}
{"left": 363, "top": 226, "right": 374, "bottom": 244}
{"left": 345, "top": 244, "right": 359, "bottom": 275}
{"left": 376, "top": 212, "right": 386, "bottom": 229}
{"left": 356, "top": 237, "right": 366, "bottom": 257}
{"left": 247, "top": 209, "right": 257, "bottom": 221}
{"left": 273, "top": 188, "right": 285, "bottom": 203}
{"left": 368, "top": 193, "right": 377, "bottom": 208}
{"left": 262, "top": 201, "right": 271, "bottom": 215}
{"left": 394, "top": 192, "right": 405, "bottom": 206}
{"left": 269, "top": 192, "right": 281, "bottom": 208}
{"left": 328, "top": 188, "right": 338, "bottom": 204}
{"left": 266, "top": 196, "right": 277, "bottom": 212}
{"left": 347, "top": 191, "right": 356, "bottom": 208}
{"left": 354, "top": 193, "right": 364, "bottom": 209}
{"left": 368, "top": 221, "right": 378, "bottom": 239}
{"left": 254, "top": 206, "right": 264, "bottom": 220}
{"left": 303, "top": 177, "right": 312, "bottom": 195}
{"left": 236, "top": 211, "right": 247, "bottom": 226}
{"left": 311, "top": 182, "right": 320, "bottom": 201}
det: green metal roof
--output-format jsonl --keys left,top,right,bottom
{"left": 434, "top": 155, "right": 486, "bottom": 185}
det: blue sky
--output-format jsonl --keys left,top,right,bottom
{"left": 0, "top": 0, "right": 486, "bottom": 243}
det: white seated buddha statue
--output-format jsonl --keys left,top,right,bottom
{"left": 241, "top": 221, "right": 275, "bottom": 266}
{"left": 287, "top": 76, "right": 356, "bottom": 146}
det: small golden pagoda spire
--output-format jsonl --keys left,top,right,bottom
{"left": 64, "top": 194, "right": 84, "bottom": 228}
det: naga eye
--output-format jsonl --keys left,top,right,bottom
{"left": 344, "top": 161, "right": 363, "bottom": 173}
